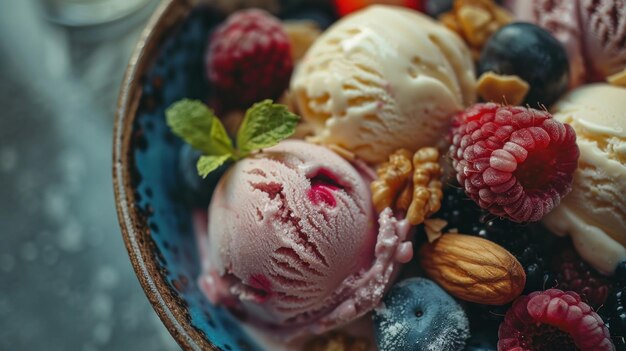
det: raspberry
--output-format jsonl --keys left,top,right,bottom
{"left": 498, "top": 289, "right": 614, "bottom": 351}
{"left": 551, "top": 246, "right": 612, "bottom": 309}
{"left": 449, "top": 103, "right": 579, "bottom": 223}
{"left": 206, "top": 9, "right": 293, "bottom": 109}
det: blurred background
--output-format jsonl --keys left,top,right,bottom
{"left": 0, "top": 0, "right": 180, "bottom": 349}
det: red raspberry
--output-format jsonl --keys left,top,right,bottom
{"left": 498, "top": 289, "right": 614, "bottom": 351}
{"left": 449, "top": 103, "right": 579, "bottom": 223}
{"left": 552, "top": 246, "right": 611, "bottom": 309}
{"left": 206, "top": 9, "right": 293, "bottom": 109}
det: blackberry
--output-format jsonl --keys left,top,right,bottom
{"left": 602, "top": 260, "right": 626, "bottom": 350}
{"left": 551, "top": 246, "right": 611, "bottom": 309}
{"left": 437, "top": 186, "right": 557, "bottom": 293}
{"left": 434, "top": 186, "right": 557, "bottom": 326}
{"left": 599, "top": 287, "right": 626, "bottom": 351}
{"left": 615, "top": 260, "right": 626, "bottom": 289}
{"left": 464, "top": 323, "right": 497, "bottom": 351}
{"left": 465, "top": 301, "right": 509, "bottom": 327}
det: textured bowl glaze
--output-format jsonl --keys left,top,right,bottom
{"left": 114, "top": 0, "right": 338, "bottom": 349}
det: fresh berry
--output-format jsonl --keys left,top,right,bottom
{"left": 282, "top": 7, "right": 336, "bottom": 29}
{"left": 604, "top": 287, "right": 626, "bottom": 351}
{"left": 465, "top": 325, "right": 498, "bottom": 351}
{"left": 280, "top": 0, "right": 336, "bottom": 29}
{"left": 478, "top": 22, "right": 569, "bottom": 107}
{"left": 437, "top": 186, "right": 557, "bottom": 294}
{"left": 465, "top": 306, "right": 500, "bottom": 350}
{"left": 373, "top": 278, "right": 469, "bottom": 351}
{"left": 424, "top": 0, "right": 453, "bottom": 18}
{"left": 551, "top": 246, "right": 612, "bottom": 309}
{"left": 333, "top": 0, "right": 424, "bottom": 17}
{"left": 498, "top": 289, "right": 614, "bottom": 351}
{"left": 449, "top": 103, "right": 579, "bottom": 223}
{"left": 178, "top": 144, "right": 228, "bottom": 207}
{"left": 615, "top": 260, "right": 626, "bottom": 289}
{"left": 206, "top": 9, "right": 293, "bottom": 109}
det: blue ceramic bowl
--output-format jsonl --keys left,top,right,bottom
{"left": 113, "top": 1, "right": 335, "bottom": 350}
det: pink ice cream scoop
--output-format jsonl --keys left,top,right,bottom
{"left": 505, "top": 0, "right": 626, "bottom": 85}
{"left": 198, "top": 140, "right": 412, "bottom": 338}
{"left": 579, "top": 0, "right": 626, "bottom": 80}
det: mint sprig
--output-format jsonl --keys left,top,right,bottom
{"left": 166, "top": 100, "right": 234, "bottom": 156}
{"left": 237, "top": 100, "right": 300, "bottom": 154}
{"left": 165, "top": 99, "right": 300, "bottom": 178}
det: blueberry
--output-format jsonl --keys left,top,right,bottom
{"left": 478, "top": 22, "right": 569, "bottom": 107}
{"left": 373, "top": 278, "right": 470, "bottom": 351}
{"left": 178, "top": 143, "right": 228, "bottom": 207}
{"left": 281, "top": 6, "right": 336, "bottom": 29}
{"left": 424, "top": 0, "right": 453, "bottom": 18}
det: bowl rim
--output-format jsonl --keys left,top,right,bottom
{"left": 112, "top": 0, "right": 219, "bottom": 350}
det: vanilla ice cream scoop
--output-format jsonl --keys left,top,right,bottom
{"left": 198, "top": 140, "right": 412, "bottom": 338}
{"left": 291, "top": 5, "right": 476, "bottom": 163}
{"left": 544, "top": 84, "right": 626, "bottom": 275}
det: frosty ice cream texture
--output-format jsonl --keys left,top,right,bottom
{"left": 199, "top": 140, "right": 412, "bottom": 336}
{"left": 544, "top": 84, "right": 626, "bottom": 275}
{"left": 291, "top": 5, "right": 476, "bottom": 163}
{"left": 505, "top": 0, "right": 626, "bottom": 86}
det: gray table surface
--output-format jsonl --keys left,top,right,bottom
{"left": 0, "top": 1, "right": 181, "bottom": 350}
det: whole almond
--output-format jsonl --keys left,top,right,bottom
{"left": 419, "top": 234, "right": 526, "bottom": 305}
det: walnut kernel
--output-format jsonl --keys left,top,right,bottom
{"left": 441, "top": 0, "right": 513, "bottom": 59}
{"left": 476, "top": 71, "right": 530, "bottom": 105}
{"left": 371, "top": 147, "right": 443, "bottom": 226}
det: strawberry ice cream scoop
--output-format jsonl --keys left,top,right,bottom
{"left": 198, "top": 140, "right": 412, "bottom": 337}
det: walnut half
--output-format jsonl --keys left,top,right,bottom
{"left": 371, "top": 149, "right": 413, "bottom": 214}
{"left": 407, "top": 147, "right": 443, "bottom": 225}
{"left": 440, "top": 0, "right": 513, "bottom": 60}
{"left": 371, "top": 147, "right": 443, "bottom": 226}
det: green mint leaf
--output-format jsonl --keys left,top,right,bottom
{"left": 236, "top": 100, "right": 300, "bottom": 155}
{"left": 197, "top": 154, "right": 232, "bottom": 178}
{"left": 166, "top": 99, "right": 234, "bottom": 156}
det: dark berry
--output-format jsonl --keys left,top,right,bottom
{"left": 551, "top": 246, "right": 612, "bottom": 309}
{"left": 604, "top": 287, "right": 626, "bottom": 350}
{"left": 436, "top": 186, "right": 557, "bottom": 295}
{"left": 615, "top": 260, "right": 626, "bottom": 289}
{"left": 178, "top": 144, "right": 228, "bottom": 207}
{"left": 281, "top": 7, "right": 336, "bottom": 29}
{"left": 464, "top": 325, "right": 497, "bottom": 351}
{"left": 450, "top": 103, "right": 579, "bottom": 222}
{"left": 498, "top": 289, "right": 613, "bottom": 351}
{"left": 478, "top": 22, "right": 569, "bottom": 107}
{"left": 279, "top": 0, "right": 334, "bottom": 14}
{"left": 279, "top": 0, "right": 336, "bottom": 29}
{"left": 425, "top": 0, "right": 453, "bottom": 18}
{"left": 373, "top": 278, "right": 469, "bottom": 351}
{"left": 465, "top": 301, "right": 509, "bottom": 328}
